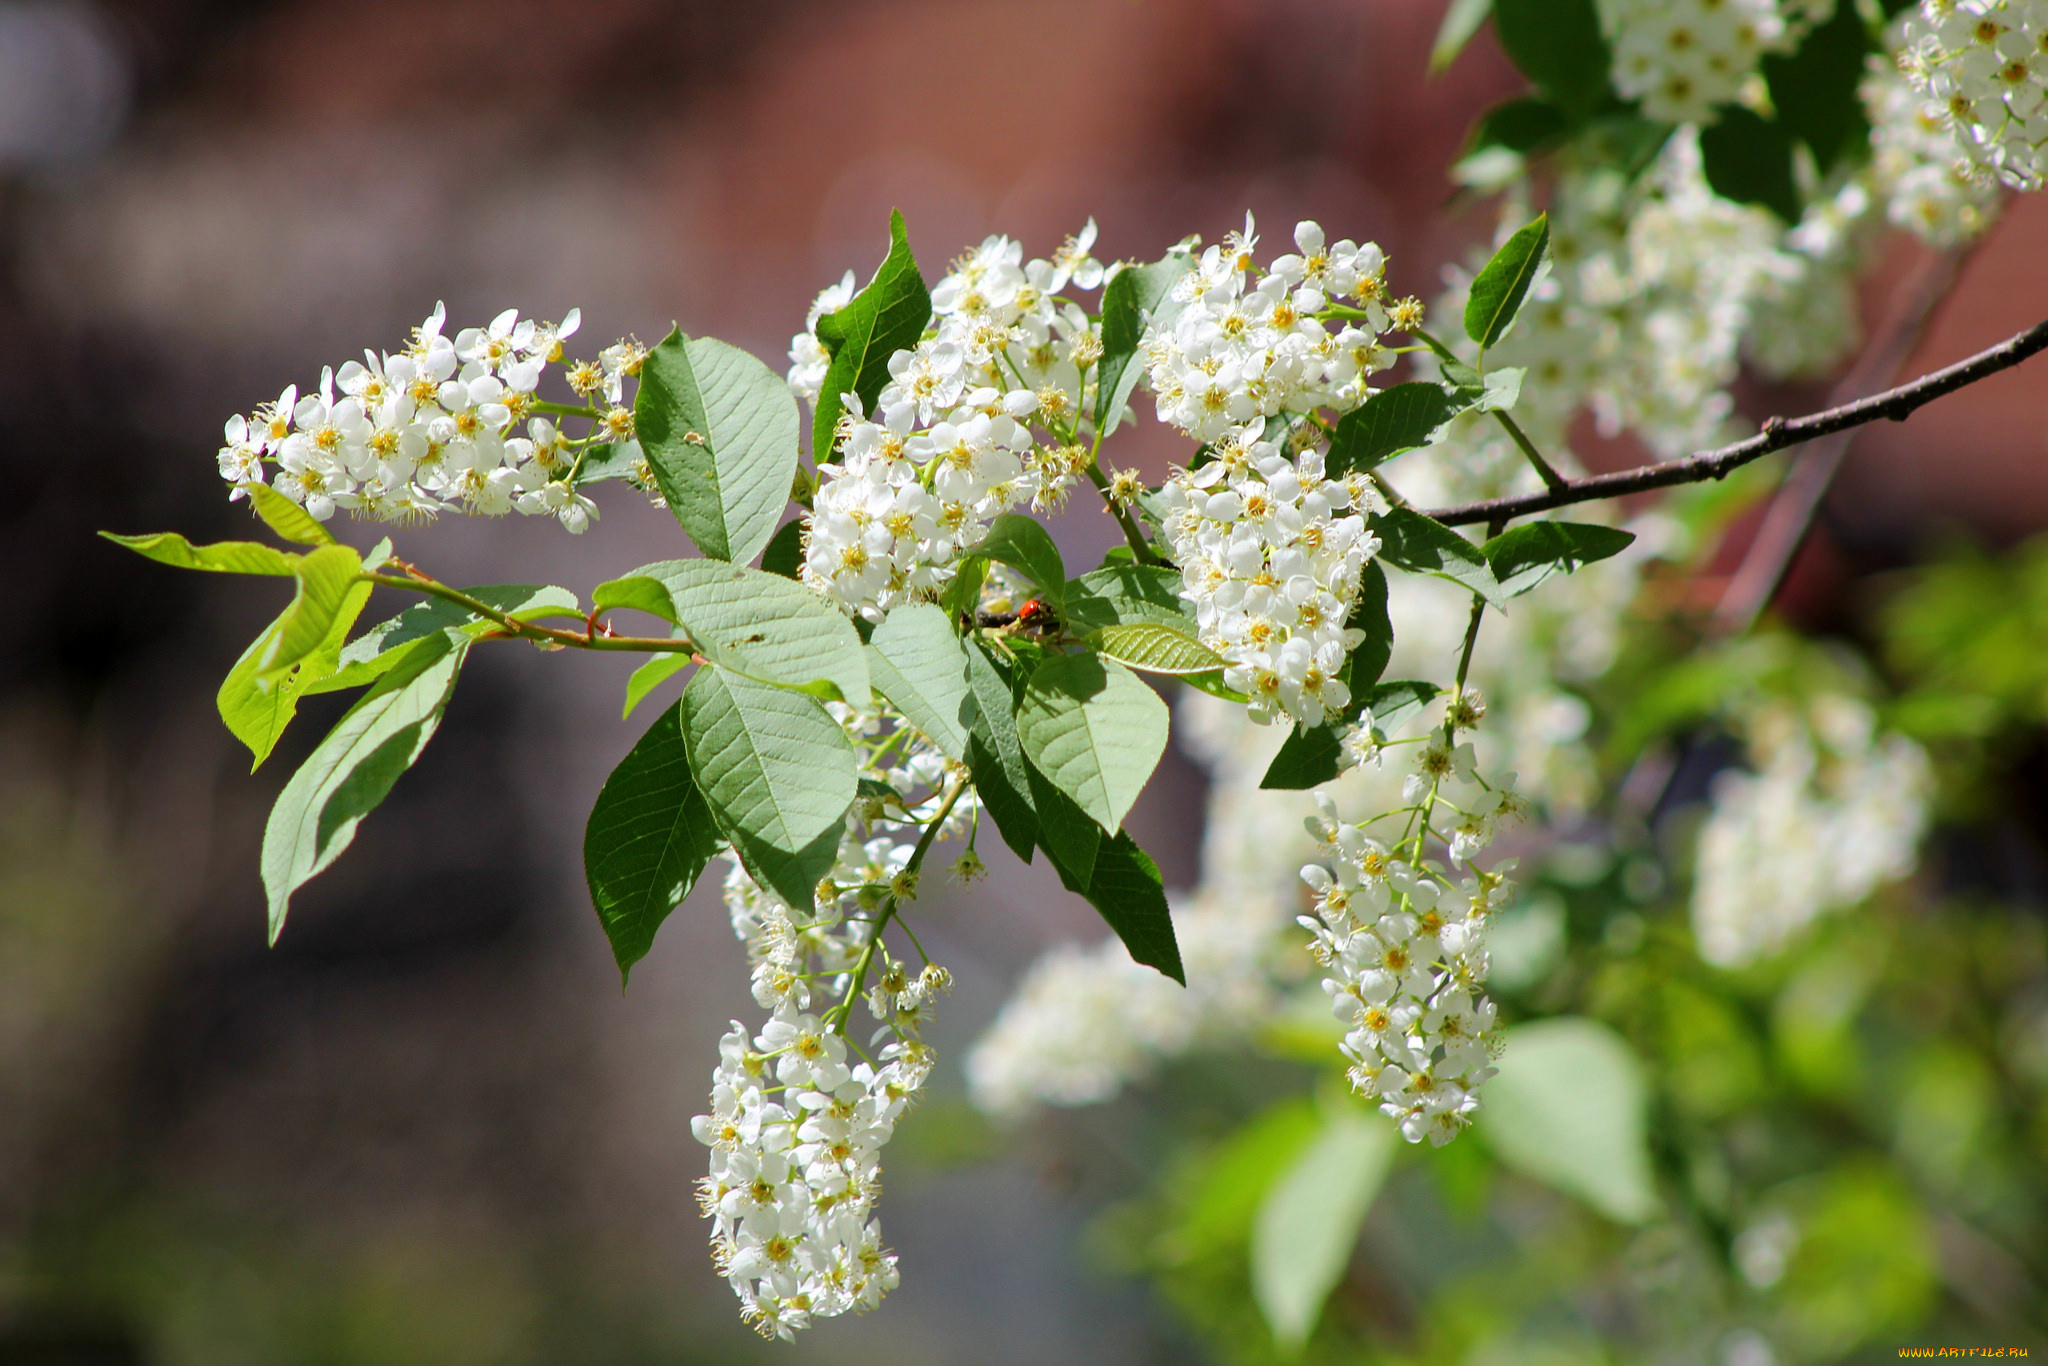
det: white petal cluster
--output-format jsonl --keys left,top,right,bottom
{"left": 794, "top": 225, "right": 1109, "bottom": 620}
{"left": 691, "top": 711, "right": 968, "bottom": 1338}
{"left": 1155, "top": 423, "right": 1380, "bottom": 726}
{"left": 1470, "top": 135, "right": 1851, "bottom": 460}
{"left": 1900, "top": 0, "right": 2048, "bottom": 190}
{"left": 1142, "top": 218, "right": 1396, "bottom": 442}
{"left": 216, "top": 304, "right": 604, "bottom": 532}
{"left": 1869, "top": 30, "right": 2008, "bottom": 241}
{"left": 965, "top": 885, "right": 1282, "bottom": 1117}
{"left": 1298, "top": 787, "right": 1511, "bottom": 1147}
{"left": 1692, "top": 695, "right": 1932, "bottom": 968}
{"left": 1598, "top": 0, "right": 1821, "bottom": 125}
{"left": 786, "top": 270, "right": 858, "bottom": 405}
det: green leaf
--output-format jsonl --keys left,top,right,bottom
{"left": 867, "top": 602, "right": 976, "bottom": 761}
{"left": 1359, "top": 679, "right": 1442, "bottom": 737}
{"left": 1260, "top": 724, "right": 1347, "bottom": 792}
{"left": 1256, "top": 678, "right": 1440, "bottom": 790}
{"left": 1763, "top": 0, "right": 1873, "bottom": 173}
{"left": 1370, "top": 510, "right": 1504, "bottom": 607}
{"left": 962, "top": 513, "right": 1068, "bottom": 606}
{"left": 1481, "top": 520, "right": 1635, "bottom": 597}
{"left": 1016, "top": 651, "right": 1169, "bottom": 835}
{"left": 1478, "top": 1017, "right": 1660, "bottom": 1223}
{"left": 1464, "top": 213, "right": 1551, "bottom": 350}
{"left": 759, "top": 518, "right": 804, "bottom": 580}
{"left": 1493, "top": 0, "right": 1611, "bottom": 120}
{"left": 218, "top": 577, "right": 374, "bottom": 769}
{"left": 1252, "top": 1107, "right": 1398, "bottom": 1349}
{"left": 1585, "top": 110, "right": 1679, "bottom": 180}
{"left": 1344, "top": 561, "right": 1393, "bottom": 694}
{"left": 246, "top": 483, "right": 336, "bottom": 545}
{"left": 1087, "top": 621, "right": 1224, "bottom": 675}
{"left": 100, "top": 530, "right": 299, "bottom": 577}
{"left": 570, "top": 438, "right": 643, "bottom": 483}
{"left": 1475, "top": 366, "right": 1524, "bottom": 413}
{"left": 1431, "top": 0, "right": 1495, "bottom": 73}
{"left": 682, "top": 664, "right": 856, "bottom": 911}
{"left": 1468, "top": 95, "right": 1570, "bottom": 155}
{"left": 258, "top": 544, "right": 365, "bottom": 683}
{"left": 1327, "top": 382, "right": 1459, "bottom": 478}
{"left": 1179, "top": 670, "right": 1251, "bottom": 704}
{"left": 812, "top": 209, "right": 931, "bottom": 460}
{"left": 622, "top": 654, "right": 693, "bottom": 719}
{"left": 584, "top": 700, "right": 723, "bottom": 983}
{"left": 1095, "top": 250, "right": 1191, "bottom": 436}
{"left": 1063, "top": 565, "right": 1194, "bottom": 633}
{"left": 261, "top": 634, "right": 467, "bottom": 943}
{"left": 636, "top": 330, "right": 799, "bottom": 565}
{"left": 963, "top": 642, "right": 1039, "bottom": 862}
{"left": 592, "top": 574, "right": 679, "bottom": 626}
{"left": 1700, "top": 104, "right": 1801, "bottom": 223}
{"left": 627, "top": 559, "right": 869, "bottom": 707}
{"left": 939, "top": 554, "right": 989, "bottom": 622}
{"left": 1159, "top": 1097, "right": 1322, "bottom": 1263}
{"left": 1083, "top": 829, "right": 1183, "bottom": 983}
{"left": 1027, "top": 759, "right": 1100, "bottom": 890}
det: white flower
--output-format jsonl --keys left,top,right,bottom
{"left": 691, "top": 707, "right": 972, "bottom": 1336}
{"left": 1900, "top": 0, "right": 2048, "bottom": 190}
{"left": 1597, "top": 0, "right": 1814, "bottom": 124}
{"left": 1692, "top": 695, "right": 1931, "bottom": 967}
{"left": 212, "top": 303, "right": 626, "bottom": 530}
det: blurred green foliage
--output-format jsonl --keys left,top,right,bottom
{"left": 1086, "top": 527, "right": 2048, "bottom": 1363}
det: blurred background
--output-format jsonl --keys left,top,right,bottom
{"left": 5, "top": 1, "right": 2048, "bottom": 1362}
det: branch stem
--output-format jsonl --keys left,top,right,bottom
{"left": 1423, "top": 316, "right": 2048, "bottom": 528}
{"left": 359, "top": 571, "right": 695, "bottom": 654}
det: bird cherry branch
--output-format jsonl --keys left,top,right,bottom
{"left": 1423, "top": 315, "right": 2048, "bottom": 529}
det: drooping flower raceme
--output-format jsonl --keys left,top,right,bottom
{"left": 692, "top": 707, "right": 970, "bottom": 1339}
{"left": 1901, "top": 0, "right": 2048, "bottom": 190}
{"left": 792, "top": 227, "right": 1112, "bottom": 620}
{"left": 212, "top": 303, "right": 641, "bottom": 532}
{"left": 1155, "top": 424, "right": 1380, "bottom": 727}
{"left": 1134, "top": 218, "right": 1408, "bottom": 728}
{"left": 1141, "top": 218, "right": 1397, "bottom": 441}
{"left": 1301, "top": 702, "right": 1523, "bottom": 1147}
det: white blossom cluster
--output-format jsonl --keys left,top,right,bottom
{"left": 1692, "top": 694, "right": 1932, "bottom": 968}
{"left": 1460, "top": 135, "right": 1857, "bottom": 462}
{"left": 1900, "top": 0, "right": 2048, "bottom": 190}
{"left": 1155, "top": 422, "right": 1380, "bottom": 727}
{"left": 215, "top": 303, "right": 626, "bottom": 532}
{"left": 1298, "top": 725, "right": 1520, "bottom": 1146}
{"left": 1598, "top": 0, "right": 1828, "bottom": 125}
{"left": 791, "top": 226, "right": 1112, "bottom": 620}
{"left": 1141, "top": 218, "right": 1398, "bottom": 443}
{"left": 691, "top": 710, "right": 969, "bottom": 1338}
{"left": 1865, "top": 44, "right": 2005, "bottom": 245}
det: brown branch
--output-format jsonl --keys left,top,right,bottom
{"left": 1423, "top": 314, "right": 2048, "bottom": 529}
{"left": 1709, "top": 246, "right": 1965, "bottom": 633}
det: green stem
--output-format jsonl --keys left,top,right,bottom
{"left": 359, "top": 571, "right": 696, "bottom": 654}
{"left": 1491, "top": 410, "right": 1568, "bottom": 492}
{"left": 531, "top": 399, "right": 602, "bottom": 419}
{"left": 1084, "top": 462, "right": 1164, "bottom": 566}
{"left": 826, "top": 777, "right": 969, "bottom": 1035}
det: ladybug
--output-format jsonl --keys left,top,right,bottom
{"left": 1013, "top": 596, "right": 1060, "bottom": 636}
